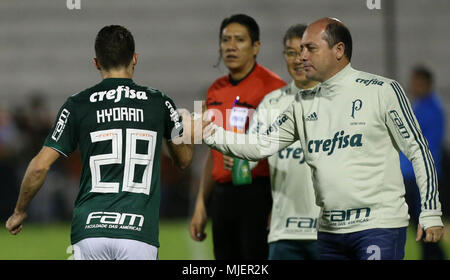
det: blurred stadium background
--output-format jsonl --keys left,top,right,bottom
{"left": 0, "top": 0, "right": 449, "bottom": 259}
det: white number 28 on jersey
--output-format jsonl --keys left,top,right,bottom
{"left": 89, "top": 129, "right": 157, "bottom": 195}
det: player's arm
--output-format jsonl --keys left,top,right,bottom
{"left": 7, "top": 98, "right": 77, "bottom": 235}
{"left": 163, "top": 98, "right": 194, "bottom": 170}
{"left": 189, "top": 152, "right": 214, "bottom": 241}
{"left": 6, "top": 147, "right": 60, "bottom": 235}
{"left": 165, "top": 140, "right": 193, "bottom": 170}
{"left": 383, "top": 81, "right": 443, "bottom": 242}
{"left": 220, "top": 96, "right": 277, "bottom": 171}
{"left": 203, "top": 102, "right": 298, "bottom": 161}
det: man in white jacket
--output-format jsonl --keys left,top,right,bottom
{"left": 201, "top": 18, "right": 444, "bottom": 260}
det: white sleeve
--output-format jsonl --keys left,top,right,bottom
{"left": 383, "top": 81, "right": 442, "bottom": 229}
{"left": 204, "top": 101, "right": 299, "bottom": 161}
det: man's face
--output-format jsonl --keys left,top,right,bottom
{"left": 284, "top": 37, "right": 309, "bottom": 85}
{"left": 220, "top": 23, "right": 259, "bottom": 72}
{"left": 300, "top": 26, "right": 337, "bottom": 82}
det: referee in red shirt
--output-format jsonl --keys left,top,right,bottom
{"left": 189, "top": 14, "right": 286, "bottom": 259}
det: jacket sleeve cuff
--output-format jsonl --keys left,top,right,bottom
{"left": 419, "top": 214, "right": 443, "bottom": 230}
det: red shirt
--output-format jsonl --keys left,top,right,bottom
{"left": 206, "top": 63, "right": 286, "bottom": 183}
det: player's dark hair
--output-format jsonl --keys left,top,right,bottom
{"left": 412, "top": 65, "right": 433, "bottom": 84}
{"left": 219, "top": 14, "right": 260, "bottom": 44}
{"left": 322, "top": 21, "right": 352, "bottom": 61}
{"left": 95, "top": 25, "right": 135, "bottom": 71}
{"left": 283, "top": 24, "right": 307, "bottom": 46}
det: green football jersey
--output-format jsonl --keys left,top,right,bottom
{"left": 44, "top": 78, "right": 183, "bottom": 247}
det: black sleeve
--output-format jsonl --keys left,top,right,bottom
{"left": 162, "top": 95, "right": 184, "bottom": 141}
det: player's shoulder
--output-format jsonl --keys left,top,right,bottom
{"left": 351, "top": 69, "right": 408, "bottom": 107}
{"left": 351, "top": 70, "right": 398, "bottom": 89}
{"left": 66, "top": 87, "right": 91, "bottom": 105}
{"left": 351, "top": 68, "right": 403, "bottom": 94}
{"left": 128, "top": 82, "right": 178, "bottom": 107}
{"left": 131, "top": 81, "right": 168, "bottom": 99}
{"left": 259, "top": 84, "right": 290, "bottom": 106}
{"left": 65, "top": 80, "right": 114, "bottom": 104}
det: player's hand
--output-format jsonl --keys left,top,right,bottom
{"left": 6, "top": 211, "right": 27, "bottom": 235}
{"left": 189, "top": 203, "right": 208, "bottom": 242}
{"left": 416, "top": 225, "right": 444, "bottom": 243}
{"left": 191, "top": 101, "right": 213, "bottom": 142}
{"left": 223, "top": 155, "right": 234, "bottom": 171}
{"left": 179, "top": 109, "right": 193, "bottom": 144}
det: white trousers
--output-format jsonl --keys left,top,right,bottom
{"left": 73, "top": 237, "right": 158, "bottom": 260}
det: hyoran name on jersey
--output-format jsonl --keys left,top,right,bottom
{"left": 307, "top": 130, "right": 363, "bottom": 155}
{"left": 89, "top": 85, "right": 148, "bottom": 103}
{"left": 96, "top": 107, "right": 144, "bottom": 123}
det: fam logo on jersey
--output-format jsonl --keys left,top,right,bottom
{"left": 85, "top": 211, "right": 144, "bottom": 232}
{"left": 355, "top": 78, "right": 384, "bottom": 87}
{"left": 389, "top": 110, "right": 410, "bottom": 138}
{"left": 51, "top": 108, "right": 70, "bottom": 141}
{"left": 322, "top": 207, "right": 371, "bottom": 226}
{"left": 165, "top": 101, "right": 182, "bottom": 130}
{"left": 285, "top": 217, "right": 317, "bottom": 231}
{"left": 89, "top": 86, "right": 148, "bottom": 103}
{"left": 307, "top": 130, "right": 363, "bottom": 156}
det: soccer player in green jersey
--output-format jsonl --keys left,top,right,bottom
{"left": 5, "top": 25, "right": 193, "bottom": 260}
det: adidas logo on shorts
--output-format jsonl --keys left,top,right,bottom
{"left": 306, "top": 112, "right": 318, "bottom": 121}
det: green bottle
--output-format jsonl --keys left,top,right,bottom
{"left": 230, "top": 96, "right": 252, "bottom": 186}
{"left": 232, "top": 158, "right": 252, "bottom": 186}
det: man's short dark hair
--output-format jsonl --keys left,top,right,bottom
{"left": 412, "top": 65, "right": 433, "bottom": 84}
{"left": 95, "top": 25, "right": 135, "bottom": 71}
{"left": 283, "top": 24, "right": 307, "bottom": 46}
{"left": 322, "top": 21, "right": 352, "bottom": 61}
{"left": 219, "top": 14, "right": 260, "bottom": 44}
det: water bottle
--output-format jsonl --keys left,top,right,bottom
{"left": 230, "top": 96, "right": 252, "bottom": 186}
{"left": 232, "top": 157, "right": 252, "bottom": 186}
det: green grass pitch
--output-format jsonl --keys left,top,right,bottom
{"left": 0, "top": 220, "right": 448, "bottom": 260}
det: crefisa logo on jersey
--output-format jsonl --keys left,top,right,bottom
{"left": 51, "top": 108, "right": 70, "bottom": 141}
{"left": 85, "top": 211, "right": 144, "bottom": 232}
{"left": 264, "top": 114, "right": 289, "bottom": 135}
{"left": 307, "top": 130, "right": 363, "bottom": 155}
{"left": 278, "top": 146, "right": 306, "bottom": 164}
{"left": 165, "top": 101, "right": 182, "bottom": 129}
{"left": 355, "top": 78, "right": 384, "bottom": 87}
{"left": 89, "top": 86, "right": 148, "bottom": 103}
